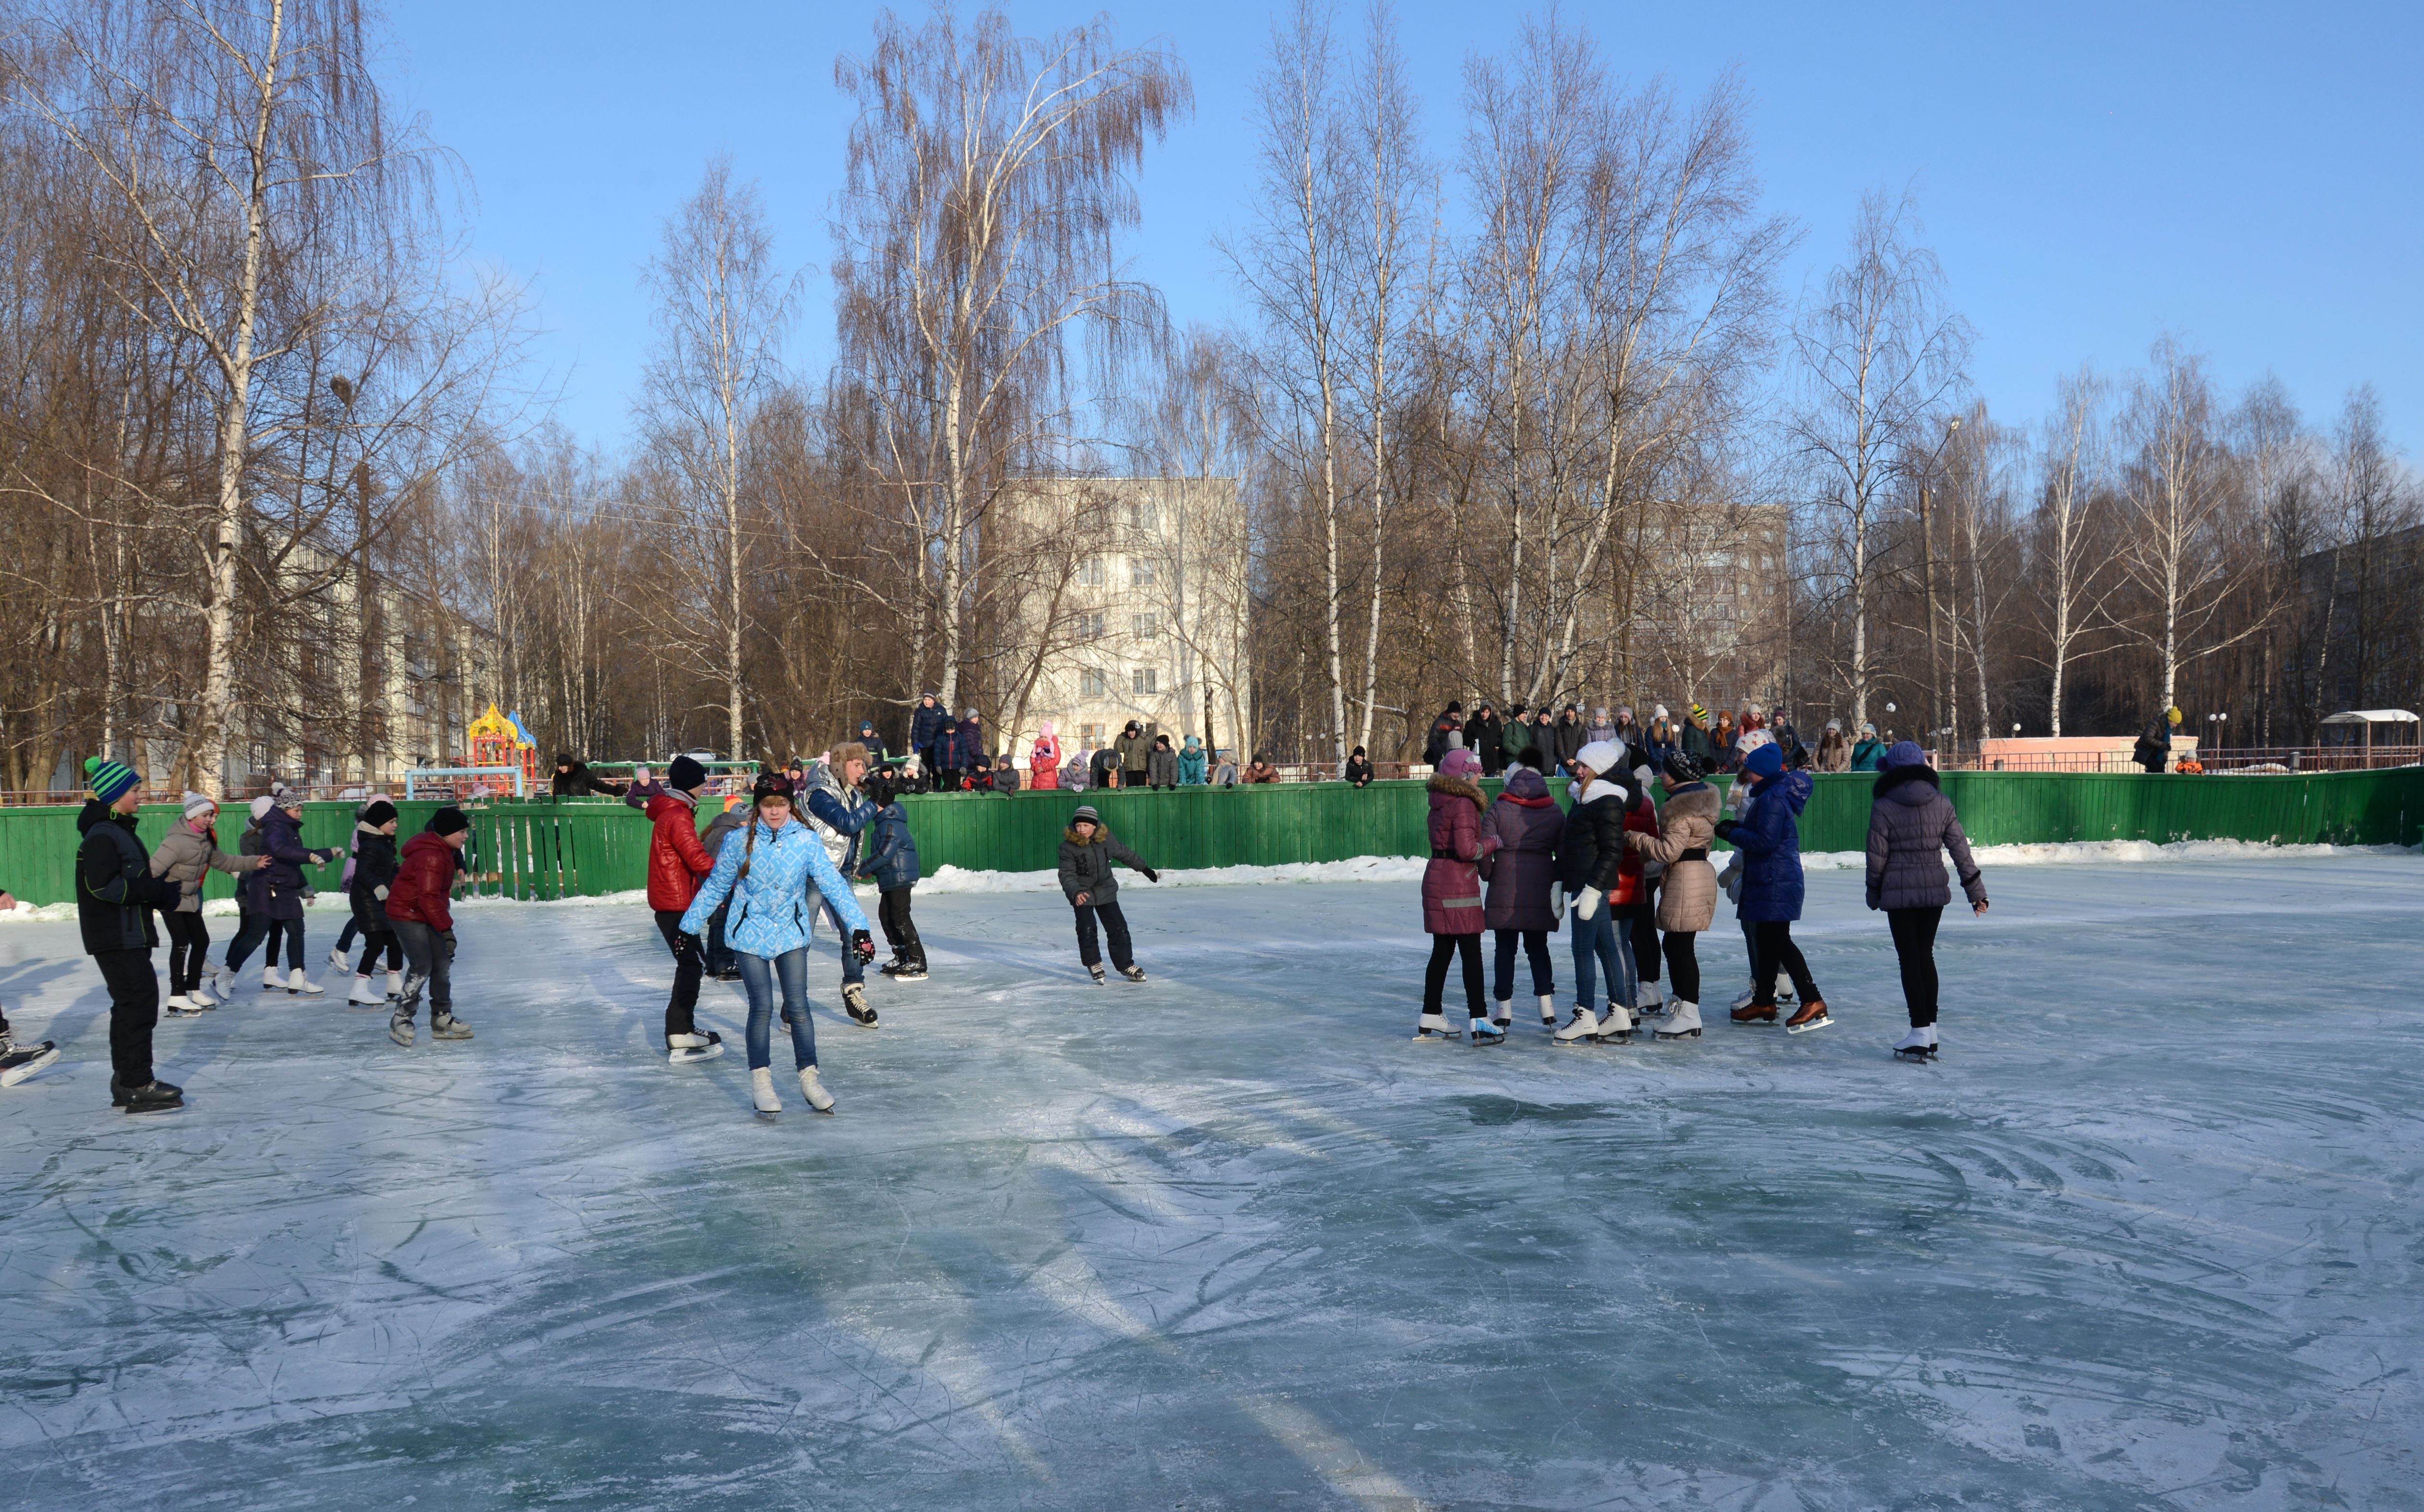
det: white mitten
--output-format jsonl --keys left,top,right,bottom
{"left": 1575, "top": 886, "right": 1603, "bottom": 920}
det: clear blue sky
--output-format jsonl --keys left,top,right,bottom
{"left": 386, "top": 1, "right": 2424, "bottom": 459}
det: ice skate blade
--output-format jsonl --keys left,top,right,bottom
{"left": 1785, "top": 1015, "right": 1833, "bottom": 1034}
{"left": 754, "top": 1110, "right": 780, "bottom": 1123}
{"left": 1892, "top": 1046, "right": 1937, "bottom": 1061}
{"left": 1411, "top": 1029, "right": 1458, "bottom": 1042}
{"left": 389, "top": 1025, "right": 415, "bottom": 1048}
{"left": 124, "top": 1100, "right": 184, "bottom": 1116}
{"left": 1654, "top": 1027, "right": 1702, "bottom": 1041}
{"left": 668, "top": 1044, "right": 726, "bottom": 1064}
{"left": 1, "top": 1046, "right": 61, "bottom": 1087}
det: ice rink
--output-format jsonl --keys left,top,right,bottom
{"left": 2, "top": 851, "right": 2419, "bottom": 1510}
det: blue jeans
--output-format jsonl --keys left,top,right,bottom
{"left": 736, "top": 948, "right": 816, "bottom": 1071}
{"left": 1569, "top": 901, "right": 1635, "bottom": 1012}
{"left": 821, "top": 902, "right": 864, "bottom": 985}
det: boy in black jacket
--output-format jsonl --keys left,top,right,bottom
{"left": 1056, "top": 804, "right": 1160, "bottom": 984}
{"left": 75, "top": 758, "right": 185, "bottom": 1113}
{"left": 855, "top": 776, "right": 927, "bottom": 979}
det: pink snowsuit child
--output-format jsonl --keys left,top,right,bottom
{"left": 1028, "top": 722, "right": 1063, "bottom": 791}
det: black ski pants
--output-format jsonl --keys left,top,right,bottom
{"left": 653, "top": 909, "right": 702, "bottom": 1038}
{"left": 878, "top": 888, "right": 922, "bottom": 963}
{"left": 392, "top": 918, "right": 452, "bottom": 1019}
{"left": 93, "top": 947, "right": 159, "bottom": 1086}
{"left": 164, "top": 911, "right": 210, "bottom": 995}
{"left": 1888, "top": 905, "right": 1943, "bottom": 1027}
{"left": 1073, "top": 900, "right": 1133, "bottom": 970}
{"left": 1492, "top": 927, "right": 1553, "bottom": 1002}
{"left": 1662, "top": 930, "right": 1701, "bottom": 1005}
{"left": 1628, "top": 891, "right": 1661, "bottom": 983}
{"left": 355, "top": 928, "right": 402, "bottom": 976}
{"left": 1425, "top": 931, "right": 1485, "bottom": 1018}
{"left": 1750, "top": 920, "right": 1819, "bottom": 1008}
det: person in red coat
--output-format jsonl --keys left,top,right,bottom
{"left": 1416, "top": 746, "right": 1500, "bottom": 1042}
{"left": 1027, "top": 721, "right": 1062, "bottom": 791}
{"left": 646, "top": 755, "right": 722, "bottom": 1064}
{"left": 383, "top": 806, "right": 471, "bottom": 1048}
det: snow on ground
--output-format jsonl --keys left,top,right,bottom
{"left": 1, "top": 852, "right": 2419, "bottom": 1509}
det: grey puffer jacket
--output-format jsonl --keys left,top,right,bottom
{"left": 150, "top": 821, "right": 254, "bottom": 913}
{"left": 1865, "top": 766, "right": 1986, "bottom": 912}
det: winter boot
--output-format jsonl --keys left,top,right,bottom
{"left": 1597, "top": 1003, "right": 1635, "bottom": 1044}
{"left": 1784, "top": 998, "right": 1833, "bottom": 1035}
{"left": 1656, "top": 1001, "right": 1704, "bottom": 1040}
{"left": 122, "top": 1078, "right": 184, "bottom": 1115}
{"left": 389, "top": 1008, "right": 416, "bottom": 1048}
{"left": 430, "top": 1012, "right": 474, "bottom": 1041}
{"left": 1, "top": 1034, "right": 60, "bottom": 1087}
{"left": 750, "top": 1066, "right": 781, "bottom": 1119}
{"left": 1538, "top": 993, "right": 1557, "bottom": 1027}
{"left": 667, "top": 1030, "right": 725, "bottom": 1064}
{"left": 1119, "top": 964, "right": 1149, "bottom": 983}
{"left": 288, "top": 971, "right": 326, "bottom": 997}
{"left": 1893, "top": 1024, "right": 1938, "bottom": 1061}
{"left": 798, "top": 1065, "right": 835, "bottom": 1113}
{"left": 348, "top": 974, "right": 385, "bottom": 1007}
{"left": 1088, "top": 964, "right": 1107, "bottom": 985}
{"left": 1412, "top": 1012, "right": 1459, "bottom": 1042}
{"left": 1554, "top": 1006, "right": 1602, "bottom": 1046}
{"left": 262, "top": 965, "right": 287, "bottom": 993}
{"left": 842, "top": 982, "right": 878, "bottom": 1027}
{"left": 165, "top": 994, "right": 204, "bottom": 1019}
{"left": 1731, "top": 1001, "right": 1780, "bottom": 1024}
{"left": 385, "top": 969, "right": 406, "bottom": 1000}
{"left": 1470, "top": 1014, "right": 1506, "bottom": 1046}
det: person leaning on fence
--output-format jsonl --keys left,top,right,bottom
{"left": 1028, "top": 721, "right": 1064, "bottom": 791}
{"left": 1115, "top": 719, "right": 1151, "bottom": 790}
{"left": 1058, "top": 804, "right": 1158, "bottom": 984}
{"left": 1242, "top": 755, "right": 1281, "bottom": 784}
{"left": 551, "top": 754, "right": 627, "bottom": 797}
{"left": 1212, "top": 750, "right": 1239, "bottom": 787}
{"left": 1179, "top": 735, "right": 1208, "bottom": 786}
{"left": 1344, "top": 746, "right": 1375, "bottom": 788}
{"left": 75, "top": 757, "right": 187, "bottom": 1114}
{"left": 2134, "top": 706, "right": 2182, "bottom": 773}
{"left": 149, "top": 791, "right": 264, "bottom": 1014}
{"left": 1147, "top": 734, "right": 1179, "bottom": 790}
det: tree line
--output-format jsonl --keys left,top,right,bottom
{"left": 2, "top": 1, "right": 2411, "bottom": 797}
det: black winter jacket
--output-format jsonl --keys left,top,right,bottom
{"left": 1468, "top": 712, "right": 1504, "bottom": 773}
{"left": 1344, "top": 756, "right": 1375, "bottom": 788}
{"left": 349, "top": 828, "right": 400, "bottom": 933}
{"left": 1554, "top": 775, "right": 1638, "bottom": 896}
{"left": 1058, "top": 826, "right": 1152, "bottom": 906}
{"left": 1865, "top": 766, "right": 1986, "bottom": 911}
{"left": 76, "top": 801, "right": 174, "bottom": 955}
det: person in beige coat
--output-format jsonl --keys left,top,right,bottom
{"left": 148, "top": 793, "right": 265, "bottom": 1013}
{"left": 1624, "top": 752, "right": 1721, "bottom": 1039}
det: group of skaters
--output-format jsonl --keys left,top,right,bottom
{"left": 1417, "top": 722, "right": 1987, "bottom": 1061}
{"left": 1, "top": 759, "right": 479, "bottom": 1114}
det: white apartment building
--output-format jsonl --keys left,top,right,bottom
{"left": 1629, "top": 500, "right": 1789, "bottom": 711}
{"left": 992, "top": 477, "right": 1252, "bottom": 768}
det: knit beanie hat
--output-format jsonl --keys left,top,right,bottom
{"left": 1071, "top": 804, "right": 1102, "bottom": 825}
{"left": 667, "top": 754, "right": 708, "bottom": 791}
{"left": 85, "top": 756, "right": 140, "bottom": 806}
{"left": 1743, "top": 743, "right": 1787, "bottom": 780}
{"left": 249, "top": 795, "right": 276, "bottom": 821}
{"left": 182, "top": 791, "right": 217, "bottom": 819}
{"left": 1884, "top": 740, "right": 1929, "bottom": 770}
{"left": 276, "top": 786, "right": 305, "bottom": 810}
{"left": 428, "top": 806, "right": 470, "bottom": 837}
{"left": 1439, "top": 747, "right": 1481, "bottom": 777}
{"left": 1574, "top": 739, "right": 1624, "bottom": 777}
{"left": 360, "top": 799, "right": 398, "bottom": 828}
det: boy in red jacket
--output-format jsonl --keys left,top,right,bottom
{"left": 645, "top": 756, "right": 722, "bottom": 1063}
{"left": 384, "top": 806, "right": 472, "bottom": 1049}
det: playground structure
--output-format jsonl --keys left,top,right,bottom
{"left": 403, "top": 703, "right": 541, "bottom": 802}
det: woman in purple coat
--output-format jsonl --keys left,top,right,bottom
{"left": 1865, "top": 741, "right": 1988, "bottom": 1061}
{"left": 1483, "top": 764, "right": 1565, "bottom": 1033}
{"left": 1415, "top": 747, "right": 1500, "bottom": 1042}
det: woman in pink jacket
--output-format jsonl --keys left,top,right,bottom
{"left": 1416, "top": 746, "right": 1501, "bottom": 1043}
{"left": 1027, "top": 721, "right": 1063, "bottom": 791}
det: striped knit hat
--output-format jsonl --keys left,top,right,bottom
{"left": 84, "top": 756, "right": 140, "bottom": 806}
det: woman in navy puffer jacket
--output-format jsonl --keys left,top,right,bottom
{"left": 1714, "top": 742, "right": 1828, "bottom": 1031}
{"left": 1865, "top": 741, "right": 1988, "bottom": 1060}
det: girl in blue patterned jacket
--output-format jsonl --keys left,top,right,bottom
{"left": 682, "top": 777, "right": 874, "bottom": 1119}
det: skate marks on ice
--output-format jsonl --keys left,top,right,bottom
{"left": 0, "top": 854, "right": 2421, "bottom": 1507}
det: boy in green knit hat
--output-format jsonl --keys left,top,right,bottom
{"left": 75, "top": 757, "right": 186, "bottom": 1113}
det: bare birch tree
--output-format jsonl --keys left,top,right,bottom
{"left": 2030, "top": 368, "right": 2117, "bottom": 735}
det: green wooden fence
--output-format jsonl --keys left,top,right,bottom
{"left": 1, "top": 768, "right": 2415, "bottom": 906}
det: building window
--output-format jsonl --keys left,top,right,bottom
{"left": 1128, "top": 500, "right": 1159, "bottom": 533}
{"left": 1132, "top": 557, "right": 1156, "bottom": 588}
{"left": 1080, "top": 668, "right": 1108, "bottom": 698}
{"left": 1078, "top": 557, "right": 1106, "bottom": 588}
{"left": 1076, "top": 610, "right": 1106, "bottom": 641}
{"left": 1079, "top": 723, "right": 1104, "bottom": 746}
{"left": 1132, "top": 610, "right": 1159, "bottom": 639}
{"left": 1132, "top": 668, "right": 1158, "bottom": 696}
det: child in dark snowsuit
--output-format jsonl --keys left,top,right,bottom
{"left": 1057, "top": 804, "right": 1159, "bottom": 984}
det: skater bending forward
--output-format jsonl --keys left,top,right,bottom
{"left": 1415, "top": 747, "right": 1500, "bottom": 1041}
{"left": 1625, "top": 751, "right": 1721, "bottom": 1041}
{"left": 1715, "top": 742, "right": 1828, "bottom": 1031}
{"left": 680, "top": 776, "right": 875, "bottom": 1118}
{"left": 1057, "top": 804, "right": 1158, "bottom": 983}
{"left": 1864, "top": 741, "right": 1987, "bottom": 1061}
{"left": 384, "top": 807, "right": 474, "bottom": 1047}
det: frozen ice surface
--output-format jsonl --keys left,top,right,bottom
{"left": 1, "top": 853, "right": 2419, "bottom": 1510}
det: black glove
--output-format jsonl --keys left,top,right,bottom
{"left": 1142, "top": 867, "right": 1160, "bottom": 883}
{"left": 851, "top": 929, "right": 876, "bottom": 964}
{"left": 441, "top": 928, "right": 457, "bottom": 960}
{"left": 1714, "top": 818, "right": 1738, "bottom": 841}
